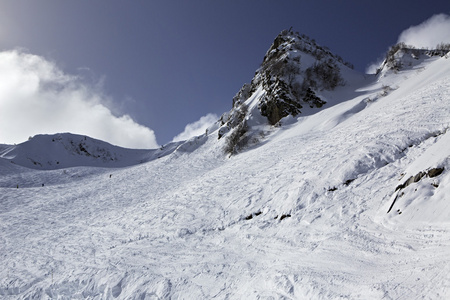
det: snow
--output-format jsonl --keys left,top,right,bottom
{"left": 0, "top": 133, "right": 184, "bottom": 172}
{"left": 1, "top": 53, "right": 450, "bottom": 299}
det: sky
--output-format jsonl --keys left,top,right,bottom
{"left": 0, "top": 1, "right": 449, "bottom": 148}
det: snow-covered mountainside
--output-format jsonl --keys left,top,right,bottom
{"left": 1, "top": 33, "right": 450, "bottom": 299}
{"left": 0, "top": 133, "right": 147, "bottom": 170}
{"left": 0, "top": 133, "right": 188, "bottom": 171}
{"left": 377, "top": 42, "right": 450, "bottom": 74}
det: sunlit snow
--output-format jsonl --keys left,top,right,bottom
{"left": 1, "top": 52, "right": 450, "bottom": 299}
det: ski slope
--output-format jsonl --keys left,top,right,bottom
{"left": 1, "top": 54, "right": 450, "bottom": 299}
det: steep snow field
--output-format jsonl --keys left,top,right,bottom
{"left": 1, "top": 55, "right": 450, "bottom": 299}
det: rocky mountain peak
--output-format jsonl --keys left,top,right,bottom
{"left": 236, "top": 29, "right": 353, "bottom": 122}
{"left": 218, "top": 29, "right": 354, "bottom": 154}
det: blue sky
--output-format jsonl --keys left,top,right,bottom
{"left": 0, "top": 1, "right": 449, "bottom": 148}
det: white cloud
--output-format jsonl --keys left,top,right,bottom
{"left": 365, "top": 58, "right": 384, "bottom": 74}
{"left": 0, "top": 50, "right": 159, "bottom": 149}
{"left": 172, "top": 113, "right": 218, "bottom": 142}
{"left": 398, "top": 13, "right": 450, "bottom": 49}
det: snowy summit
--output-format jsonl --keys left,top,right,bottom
{"left": 1, "top": 30, "right": 450, "bottom": 299}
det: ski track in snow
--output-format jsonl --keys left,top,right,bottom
{"left": 1, "top": 56, "right": 450, "bottom": 299}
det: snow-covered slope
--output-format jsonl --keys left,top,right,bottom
{"left": 0, "top": 133, "right": 185, "bottom": 171}
{"left": 1, "top": 39, "right": 450, "bottom": 298}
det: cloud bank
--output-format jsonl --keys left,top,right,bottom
{"left": 398, "top": 13, "right": 450, "bottom": 48}
{"left": 172, "top": 113, "right": 218, "bottom": 142}
{"left": 0, "top": 50, "right": 158, "bottom": 149}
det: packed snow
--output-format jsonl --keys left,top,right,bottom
{"left": 1, "top": 51, "right": 450, "bottom": 299}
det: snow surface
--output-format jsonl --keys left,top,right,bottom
{"left": 1, "top": 54, "right": 450, "bottom": 299}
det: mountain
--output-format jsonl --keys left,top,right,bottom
{"left": 377, "top": 42, "right": 450, "bottom": 74}
{"left": 0, "top": 132, "right": 211, "bottom": 171}
{"left": 216, "top": 29, "right": 364, "bottom": 155}
{"left": 1, "top": 32, "right": 450, "bottom": 299}
{"left": 0, "top": 133, "right": 149, "bottom": 170}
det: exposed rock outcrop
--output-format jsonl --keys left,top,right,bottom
{"left": 387, "top": 167, "right": 445, "bottom": 213}
{"left": 218, "top": 29, "right": 352, "bottom": 153}
{"left": 378, "top": 42, "right": 450, "bottom": 73}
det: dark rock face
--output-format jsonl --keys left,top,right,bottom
{"left": 217, "top": 29, "right": 351, "bottom": 152}
{"left": 395, "top": 167, "right": 445, "bottom": 192}
{"left": 304, "top": 88, "right": 326, "bottom": 108}
{"left": 279, "top": 214, "right": 291, "bottom": 221}
{"left": 388, "top": 167, "right": 445, "bottom": 213}
{"left": 396, "top": 172, "right": 426, "bottom": 191}
{"left": 246, "top": 29, "right": 348, "bottom": 125}
{"left": 428, "top": 167, "right": 444, "bottom": 178}
{"left": 259, "top": 86, "right": 301, "bottom": 125}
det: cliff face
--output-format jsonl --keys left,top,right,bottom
{"left": 224, "top": 29, "right": 353, "bottom": 125}
{"left": 251, "top": 29, "right": 350, "bottom": 125}
{"left": 218, "top": 29, "right": 353, "bottom": 153}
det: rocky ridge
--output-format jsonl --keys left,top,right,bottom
{"left": 217, "top": 28, "right": 354, "bottom": 154}
{"left": 378, "top": 42, "right": 450, "bottom": 73}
